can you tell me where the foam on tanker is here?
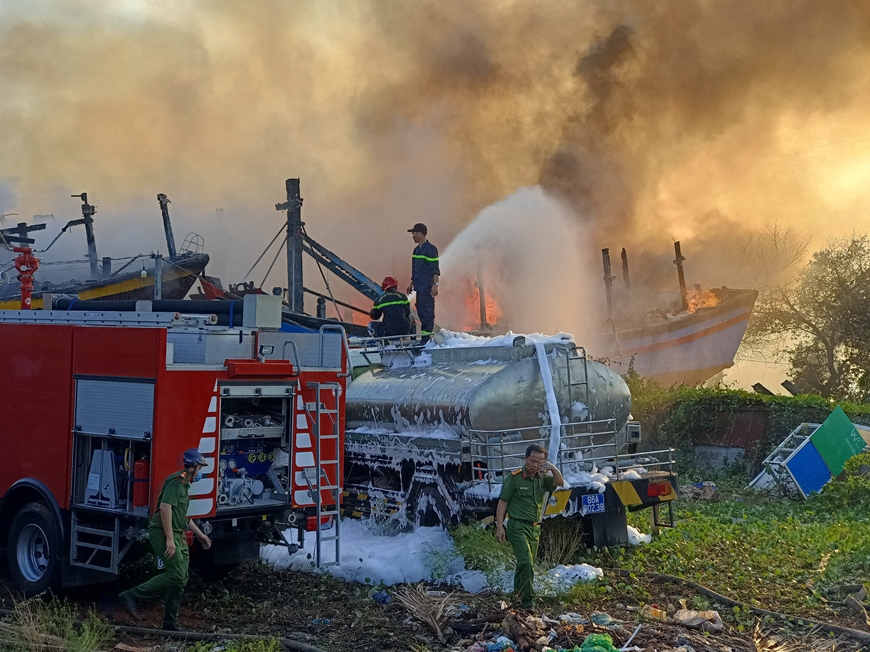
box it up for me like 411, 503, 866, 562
430, 329, 575, 350
535, 341, 563, 458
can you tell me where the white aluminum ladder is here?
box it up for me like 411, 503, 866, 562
303, 381, 342, 567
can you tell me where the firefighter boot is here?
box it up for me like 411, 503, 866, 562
162, 621, 184, 632
116, 591, 142, 621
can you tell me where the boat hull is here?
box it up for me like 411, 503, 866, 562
590, 289, 758, 386
0, 253, 209, 309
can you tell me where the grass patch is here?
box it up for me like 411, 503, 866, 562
187, 639, 281, 652
578, 475, 870, 617
451, 522, 514, 572
428, 521, 515, 589
0, 597, 114, 652
538, 518, 583, 567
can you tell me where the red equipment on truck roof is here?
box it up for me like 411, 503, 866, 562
0, 296, 347, 594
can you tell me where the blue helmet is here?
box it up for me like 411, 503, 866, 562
183, 448, 206, 467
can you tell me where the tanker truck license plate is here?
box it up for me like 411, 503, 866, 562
582, 494, 605, 514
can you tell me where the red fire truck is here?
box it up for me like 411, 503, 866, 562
0, 295, 347, 595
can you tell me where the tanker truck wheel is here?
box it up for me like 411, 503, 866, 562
7, 502, 60, 596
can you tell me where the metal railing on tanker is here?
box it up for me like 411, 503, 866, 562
465, 419, 676, 491
348, 333, 428, 373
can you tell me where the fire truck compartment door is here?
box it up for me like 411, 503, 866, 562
75, 379, 155, 439
220, 383, 295, 398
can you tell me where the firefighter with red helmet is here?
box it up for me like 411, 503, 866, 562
369, 276, 413, 338
109, 448, 211, 631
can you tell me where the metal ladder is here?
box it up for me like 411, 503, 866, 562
565, 345, 591, 413
69, 512, 135, 574
564, 346, 593, 446
303, 381, 342, 567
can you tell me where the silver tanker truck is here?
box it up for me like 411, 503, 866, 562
343, 333, 678, 548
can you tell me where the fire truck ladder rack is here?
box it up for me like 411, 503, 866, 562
70, 512, 136, 574
303, 381, 342, 568
0, 309, 211, 327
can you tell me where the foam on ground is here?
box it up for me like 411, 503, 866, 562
262, 518, 619, 593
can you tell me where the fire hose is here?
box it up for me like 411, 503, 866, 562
607, 569, 870, 644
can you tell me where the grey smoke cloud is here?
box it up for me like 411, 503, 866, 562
1, 0, 869, 318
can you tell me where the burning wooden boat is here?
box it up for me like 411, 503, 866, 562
589, 286, 758, 386
0, 193, 208, 309
586, 244, 758, 386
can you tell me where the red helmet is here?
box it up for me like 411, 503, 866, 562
381, 276, 399, 290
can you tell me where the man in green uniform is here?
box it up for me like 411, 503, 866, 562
113, 448, 211, 631
496, 444, 565, 609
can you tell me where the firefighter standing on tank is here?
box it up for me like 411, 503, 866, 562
111, 448, 211, 632
369, 276, 413, 338
406, 222, 439, 344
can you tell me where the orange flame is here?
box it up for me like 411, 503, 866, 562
685, 288, 719, 313
351, 310, 370, 327
464, 282, 503, 330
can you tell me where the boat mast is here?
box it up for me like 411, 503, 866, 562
601, 248, 615, 322
275, 178, 304, 313
476, 262, 490, 332
71, 193, 100, 278
673, 241, 688, 311
621, 247, 631, 290
156, 194, 178, 261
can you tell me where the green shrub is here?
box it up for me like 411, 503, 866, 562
625, 369, 870, 473
5, 597, 114, 652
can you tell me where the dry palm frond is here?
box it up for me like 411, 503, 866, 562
395, 584, 458, 643
753, 623, 802, 652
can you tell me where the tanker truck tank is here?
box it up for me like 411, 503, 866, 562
341, 334, 651, 528
346, 335, 632, 451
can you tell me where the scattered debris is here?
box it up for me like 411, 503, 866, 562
395, 583, 459, 643
575, 632, 620, 652
679, 481, 720, 501
671, 607, 724, 633
370, 589, 392, 605
641, 605, 667, 621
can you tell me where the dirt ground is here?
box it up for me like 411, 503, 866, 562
1, 562, 866, 652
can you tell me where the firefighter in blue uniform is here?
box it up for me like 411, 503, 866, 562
406, 223, 440, 344
369, 276, 413, 338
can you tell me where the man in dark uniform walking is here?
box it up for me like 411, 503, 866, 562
406, 223, 439, 344
111, 448, 211, 631
369, 276, 413, 338
496, 444, 565, 609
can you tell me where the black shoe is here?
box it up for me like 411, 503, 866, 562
117, 592, 142, 621
162, 621, 184, 632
